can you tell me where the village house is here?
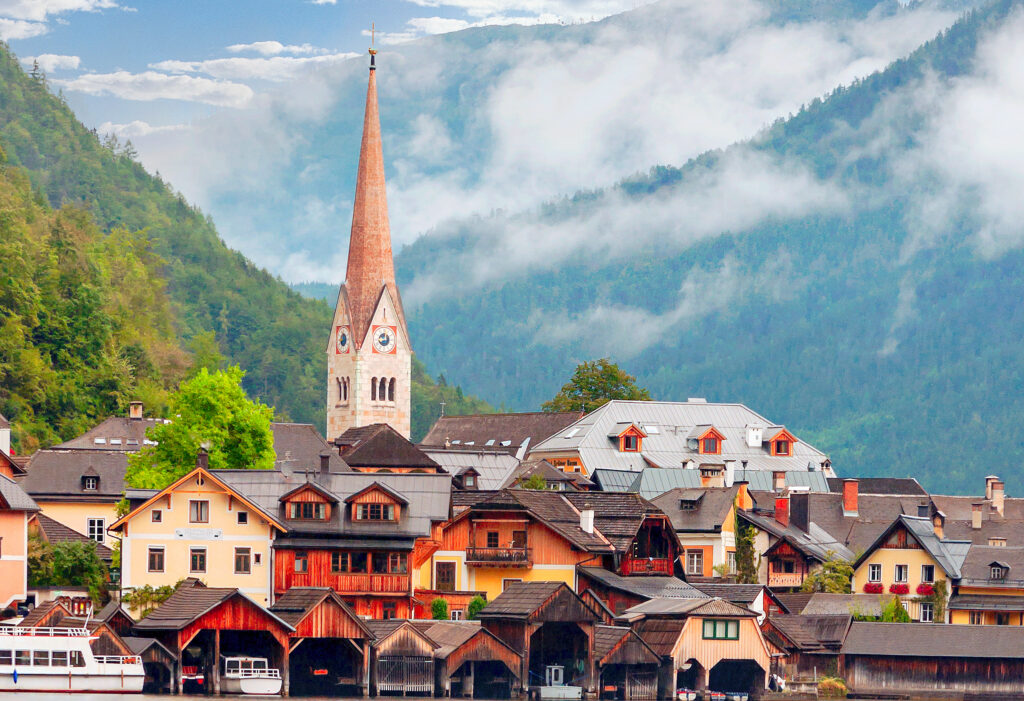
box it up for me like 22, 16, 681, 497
527, 400, 833, 479
0, 474, 38, 611
948, 545, 1024, 625
334, 423, 445, 473
430, 489, 680, 604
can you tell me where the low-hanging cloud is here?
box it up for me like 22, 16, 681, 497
55, 70, 255, 107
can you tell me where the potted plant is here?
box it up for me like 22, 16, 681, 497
889, 583, 909, 595
863, 582, 883, 594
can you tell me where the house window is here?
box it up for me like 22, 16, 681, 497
920, 603, 934, 623
702, 619, 739, 640
356, 503, 395, 521
450, 609, 464, 621
774, 440, 790, 456
969, 611, 984, 625
83, 476, 98, 491
294, 551, 308, 573
189, 500, 209, 524
781, 560, 796, 574
237, 511, 248, 525
989, 537, 1006, 547
350, 552, 368, 573
372, 552, 389, 574
147, 547, 165, 572
254, 553, 262, 566
502, 578, 522, 591
87, 518, 105, 544
289, 502, 326, 520
727, 551, 737, 574
389, 553, 408, 574
151, 510, 162, 523
382, 601, 397, 620
190, 547, 207, 573
331, 552, 348, 573
464, 475, 475, 488
512, 530, 527, 548
621, 435, 639, 452
234, 548, 251, 574
921, 565, 935, 583
701, 437, 720, 454
436, 562, 456, 592
894, 564, 908, 583
686, 550, 704, 576
991, 566, 1007, 580
868, 564, 882, 582
997, 613, 1011, 626
486, 531, 499, 548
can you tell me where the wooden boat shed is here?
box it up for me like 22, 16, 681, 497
123, 636, 177, 694
366, 619, 439, 696
417, 620, 523, 698
593, 625, 661, 700
477, 581, 599, 694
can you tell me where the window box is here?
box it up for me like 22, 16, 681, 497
916, 583, 935, 596
863, 582, 884, 594
889, 583, 909, 595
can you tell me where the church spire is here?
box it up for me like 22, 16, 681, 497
345, 48, 405, 349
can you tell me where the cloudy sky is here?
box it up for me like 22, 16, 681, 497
1, 0, 982, 286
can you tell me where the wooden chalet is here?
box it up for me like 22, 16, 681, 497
416, 620, 523, 698
593, 625, 662, 700
477, 581, 600, 694
760, 614, 851, 678
270, 586, 373, 696
365, 619, 439, 696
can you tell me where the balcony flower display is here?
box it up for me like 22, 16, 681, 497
863, 582, 884, 594
916, 583, 935, 596
889, 583, 910, 595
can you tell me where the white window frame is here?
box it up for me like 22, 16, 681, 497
867, 563, 882, 582
921, 564, 935, 584
920, 602, 934, 623
87, 518, 105, 544
83, 476, 98, 491
894, 564, 909, 583
686, 550, 704, 576
450, 610, 464, 621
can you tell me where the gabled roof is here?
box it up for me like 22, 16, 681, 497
689, 583, 766, 605
631, 618, 686, 656
335, 424, 440, 470
55, 415, 168, 451
422, 449, 520, 490
826, 477, 927, 496
477, 581, 598, 622
96, 600, 133, 624
618, 596, 756, 621
133, 587, 293, 632
773, 593, 814, 615
739, 510, 854, 563
343, 481, 409, 505
769, 614, 851, 651
122, 636, 176, 660
578, 566, 707, 600
503, 459, 593, 490
652, 486, 739, 533
280, 480, 341, 504
364, 619, 439, 649
421, 412, 583, 454
270, 586, 372, 638
32, 513, 112, 559
609, 422, 647, 439
19, 599, 72, 627
842, 621, 1024, 658
271, 422, 350, 473
593, 625, 661, 666
852, 514, 969, 578
0, 473, 37, 512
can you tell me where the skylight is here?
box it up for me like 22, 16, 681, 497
93, 438, 106, 445
110, 439, 122, 445
500, 440, 512, 447
485, 440, 495, 446
564, 428, 580, 438
645, 425, 660, 435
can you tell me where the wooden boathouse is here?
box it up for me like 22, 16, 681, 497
416, 621, 523, 698
593, 625, 661, 700
365, 619, 439, 696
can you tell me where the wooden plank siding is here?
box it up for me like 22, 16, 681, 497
178, 595, 291, 652
289, 598, 370, 640
672, 618, 771, 675
843, 655, 1024, 696
444, 631, 522, 680
445, 513, 594, 566
274, 549, 411, 596
375, 625, 436, 657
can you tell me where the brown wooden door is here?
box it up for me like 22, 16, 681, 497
437, 562, 456, 592
512, 530, 527, 548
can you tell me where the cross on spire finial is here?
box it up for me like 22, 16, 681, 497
369, 22, 377, 67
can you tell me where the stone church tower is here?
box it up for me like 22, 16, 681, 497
327, 50, 411, 439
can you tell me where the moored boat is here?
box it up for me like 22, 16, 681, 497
0, 625, 144, 692
221, 656, 283, 695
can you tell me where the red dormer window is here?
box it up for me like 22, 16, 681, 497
701, 437, 720, 454
768, 429, 798, 457
774, 440, 790, 456
621, 435, 640, 452
694, 427, 725, 455
289, 502, 327, 520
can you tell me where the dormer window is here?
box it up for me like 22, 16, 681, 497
622, 435, 639, 452
356, 503, 395, 521
680, 499, 699, 511
701, 437, 720, 454
992, 566, 1008, 580
289, 502, 327, 520
767, 429, 798, 456
464, 475, 475, 488
774, 440, 790, 456
83, 476, 98, 491
989, 537, 1006, 547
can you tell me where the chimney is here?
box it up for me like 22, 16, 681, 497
0, 420, 9, 457
932, 512, 944, 539
842, 479, 859, 517
993, 481, 1005, 517
128, 401, 143, 420
774, 494, 790, 527
773, 470, 786, 493
986, 475, 999, 500
736, 481, 750, 510
972, 503, 983, 530
745, 425, 763, 448
195, 447, 209, 470
580, 508, 595, 534
319, 449, 332, 476
791, 491, 810, 533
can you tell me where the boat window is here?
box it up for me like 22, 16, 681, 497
52, 651, 67, 667
15, 650, 30, 666
254, 659, 267, 670
0, 650, 10, 665
33, 650, 49, 666
226, 660, 240, 673
241, 660, 252, 671
71, 651, 86, 667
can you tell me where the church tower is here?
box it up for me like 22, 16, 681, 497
327, 49, 412, 439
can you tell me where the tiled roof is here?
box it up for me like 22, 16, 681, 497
0, 473, 37, 511
470, 490, 610, 552
739, 510, 853, 563
56, 416, 167, 451
652, 486, 738, 533
530, 401, 830, 474
957, 545, 1024, 582
419, 621, 486, 658
632, 619, 685, 656
270, 587, 370, 637
503, 460, 593, 490
827, 477, 927, 496
122, 636, 175, 659
620, 597, 754, 620
800, 593, 897, 617
21, 450, 127, 499
842, 621, 1024, 658
773, 592, 814, 614
19, 600, 70, 627
133, 587, 293, 632
689, 583, 765, 604
477, 581, 564, 618
335, 424, 439, 470
593, 625, 632, 660
948, 594, 1024, 611
96, 600, 132, 623
563, 491, 665, 552
34, 514, 112, 559
770, 615, 851, 651
577, 567, 707, 600
271, 422, 349, 473
421, 412, 583, 453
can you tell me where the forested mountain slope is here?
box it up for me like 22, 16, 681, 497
386, 0, 1024, 493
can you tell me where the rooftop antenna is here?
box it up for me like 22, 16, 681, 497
439, 400, 446, 418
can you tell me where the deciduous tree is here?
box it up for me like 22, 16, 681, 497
542, 359, 650, 413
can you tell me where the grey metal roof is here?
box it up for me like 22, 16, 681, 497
737, 470, 830, 492
631, 469, 703, 498
422, 449, 520, 490
0, 473, 38, 511
56, 416, 168, 451
214, 470, 451, 539
739, 511, 854, 562
577, 566, 707, 600
591, 469, 639, 492
530, 401, 830, 475
948, 594, 1024, 611
853, 515, 968, 579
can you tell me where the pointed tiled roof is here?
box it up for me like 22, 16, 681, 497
344, 57, 407, 349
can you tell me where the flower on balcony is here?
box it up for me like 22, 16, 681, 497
916, 583, 934, 596
863, 582, 884, 594
889, 583, 910, 595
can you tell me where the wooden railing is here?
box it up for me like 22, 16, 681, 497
620, 556, 673, 576
277, 571, 410, 595
465, 547, 531, 565
768, 572, 805, 588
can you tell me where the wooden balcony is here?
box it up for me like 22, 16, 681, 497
620, 556, 673, 576
465, 547, 531, 567
276, 570, 410, 595
768, 572, 805, 588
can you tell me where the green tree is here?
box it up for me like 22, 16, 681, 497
125, 366, 275, 489
28, 535, 109, 604
467, 595, 487, 620
800, 552, 854, 593
542, 359, 650, 413
520, 474, 548, 490
431, 598, 449, 620
880, 596, 912, 623
733, 507, 758, 584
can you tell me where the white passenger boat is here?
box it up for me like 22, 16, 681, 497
0, 624, 144, 692
222, 656, 283, 695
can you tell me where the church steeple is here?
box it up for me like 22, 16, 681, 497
326, 49, 412, 441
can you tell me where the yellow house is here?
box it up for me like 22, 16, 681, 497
852, 514, 968, 623
948, 545, 1024, 625
109, 466, 286, 611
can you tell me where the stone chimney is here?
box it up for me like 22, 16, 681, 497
128, 401, 143, 420
319, 449, 332, 476
701, 465, 725, 488
972, 502, 983, 530
992, 481, 1005, 517
580, 508, 595, 534
842, 479, 859, 517
195, 447, 209, 470
736, 481, 751, 510
773, 470, 786, 493
774, 494, 790, 528
745, 425, 763, 448
932, 512, 945, 539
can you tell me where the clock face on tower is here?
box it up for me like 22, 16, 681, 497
372, 325, 397, 354
335, 325, 350, 354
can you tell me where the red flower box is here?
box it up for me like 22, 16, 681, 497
889, 583, 910, 595
916, 583, 934, 596
863, 582, 884, 594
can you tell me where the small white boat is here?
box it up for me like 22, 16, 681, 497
0, 624, 143, 692
222, 656, 283, 695
676, 689, 697, 701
